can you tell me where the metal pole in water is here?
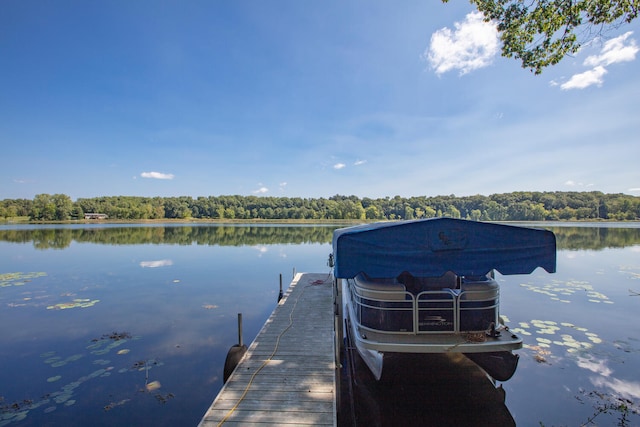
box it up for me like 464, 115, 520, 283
278, 274, 283, 302
224, 312, 248, 383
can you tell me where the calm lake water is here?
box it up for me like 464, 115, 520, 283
1, 222, 639, 426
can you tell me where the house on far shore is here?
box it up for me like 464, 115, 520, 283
84, 213, 108, 220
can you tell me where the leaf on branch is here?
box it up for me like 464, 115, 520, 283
459, 0, 640, 73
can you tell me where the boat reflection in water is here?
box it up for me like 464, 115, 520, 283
343, 351, 515, 426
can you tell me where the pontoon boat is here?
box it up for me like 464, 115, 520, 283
332, 218, 556, 381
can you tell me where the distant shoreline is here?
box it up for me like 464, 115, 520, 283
3, 217, 638, 226
3, 192, 638, 222
2, 217, 360, 225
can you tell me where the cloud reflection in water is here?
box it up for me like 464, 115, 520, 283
139, 260, 173, 268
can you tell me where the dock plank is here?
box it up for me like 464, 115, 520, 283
198, 273, 336, 426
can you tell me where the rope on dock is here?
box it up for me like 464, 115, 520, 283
217, 274, 331, 426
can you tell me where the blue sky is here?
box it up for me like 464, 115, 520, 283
2, 1, 639, 200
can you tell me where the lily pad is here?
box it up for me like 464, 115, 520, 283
89, 369, 106, 378
54, 393, 72, 404
520, 279, 613, 305
0, 272, 47, 288
66, 354, 83, 362
146, 381, 161, 392
520, 318, 604, 361
47, 299, 100, 310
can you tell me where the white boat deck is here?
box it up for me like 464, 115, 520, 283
198, 272, 336, 426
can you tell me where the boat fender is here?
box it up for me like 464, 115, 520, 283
223, 344, 247, 383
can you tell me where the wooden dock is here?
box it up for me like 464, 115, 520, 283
198, 272, 337, 426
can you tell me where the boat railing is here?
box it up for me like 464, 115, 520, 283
349, 280, 415, 333
416, 290, 457, 333
348, 277, 499, 335
458, 286, 500, 333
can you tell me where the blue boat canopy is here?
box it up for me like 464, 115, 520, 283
332, 218, 556, 279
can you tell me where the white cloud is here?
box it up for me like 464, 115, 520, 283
333, 163, 346, 170
253, 186, 269, 194
564, 180, 595, 188
561, 32, 638, 90
561, 66, 608, 90
354, 159, 367, 166
140, 171, 175, 180
425, 11, 499, 75
584, 32, 639, 67
628, 187, 640, 193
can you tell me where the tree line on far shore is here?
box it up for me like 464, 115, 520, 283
1, 191, 639, 222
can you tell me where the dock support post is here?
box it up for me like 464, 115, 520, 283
223, 313, 248, 383
278, 274, 283, 302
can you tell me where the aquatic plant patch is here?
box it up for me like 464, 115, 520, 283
0, 332, 171, 426
509, 319, 605, 365
0, 272, 47, 288
519, 279, 613, 304
46, 299, 100, 310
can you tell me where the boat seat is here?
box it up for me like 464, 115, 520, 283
461, 277, 499, 300
354, 273, 407, 301
399, 271, 458, 295
415, 271, 458, 289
